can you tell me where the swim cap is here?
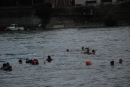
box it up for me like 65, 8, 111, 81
85, 47, 89, 49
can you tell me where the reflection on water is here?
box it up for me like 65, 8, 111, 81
0, 27, 130, 87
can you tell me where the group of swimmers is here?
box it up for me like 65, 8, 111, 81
0, 55, 53, 71
110, 59, 123, 66
25, 58, 39, 65
85, 59, 123, 66
0, 62, 12, 71
81, 46, 123, 65
18, 55, 53, 64
66, 46, 96, 55
82, 46, 96, 55
0, 46, 123, 71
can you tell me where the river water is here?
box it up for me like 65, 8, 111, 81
0, 27, 130, 87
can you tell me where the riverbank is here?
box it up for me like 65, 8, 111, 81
0, 22, 129, 31
45, 16, 129, 29
46, 23, 104, 29
0, 1, 130, 30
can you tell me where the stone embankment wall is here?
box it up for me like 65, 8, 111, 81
46, 16, 103, 29
46, 17, 75, 28
0, 7, 105, 30
0, 7, 41, 30
0, 7, 103, 30
0, 17, 41, 28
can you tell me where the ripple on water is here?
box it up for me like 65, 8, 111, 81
0, 27, 130, 87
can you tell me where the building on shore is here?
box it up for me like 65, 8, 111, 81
45, 0, 73, 7
0, 0, 128, 7
75, 0, 127, 6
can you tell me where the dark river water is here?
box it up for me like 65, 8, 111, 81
0, 27, 130, 87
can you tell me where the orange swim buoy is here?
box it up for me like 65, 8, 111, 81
86, 60, 92, 65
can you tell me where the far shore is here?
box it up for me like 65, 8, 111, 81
45, 22, 130, 29
0, 23, 129, 31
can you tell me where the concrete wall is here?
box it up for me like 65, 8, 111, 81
0, 7, 41, 29
46, 17, 74, 28
0, 17, 41, 30
0, 17, 41, 26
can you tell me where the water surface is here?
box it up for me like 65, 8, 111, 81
0, 27, 130, 87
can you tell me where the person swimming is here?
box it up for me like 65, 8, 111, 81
1, 62, 12, 71
82, 46, 84, 51
66, 49, 69, 52
110, 61, 114, 66
83, 47, 91, 54
119, 59, 123, 64
26, 58, 32, 63
31, 59, 39, 65
46, 55, 53, 62
91, 49, 96, 55
18, 59, 22, 64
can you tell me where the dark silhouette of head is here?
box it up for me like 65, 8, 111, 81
82, 46, 84, 50
119, 59, 123, 64
18, 59, 22, 64
46, 55, 52, 62
92, 49, 95, 55
8, 66, 12, 71
110, 61, 114, 66
66, 49, 69, 52
6, 62, 10, 66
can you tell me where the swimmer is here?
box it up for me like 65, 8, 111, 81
46, 55, 53, 62
18, 59, 22, 64
66, 49, 69, 52
1, 62, 12, 71
119, 59, 123, 64
31, 59, 39, 65
8, 66, 12, 71
83, 47, 91, 54
91, 49, 96, 55
82, 46, 84, 51
26, 58, 32, 63
110, 61, 114, 66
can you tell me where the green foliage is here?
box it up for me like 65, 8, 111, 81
104, 11, 117, 26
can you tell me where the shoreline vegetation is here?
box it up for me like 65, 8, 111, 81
0, 1, 130, 30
